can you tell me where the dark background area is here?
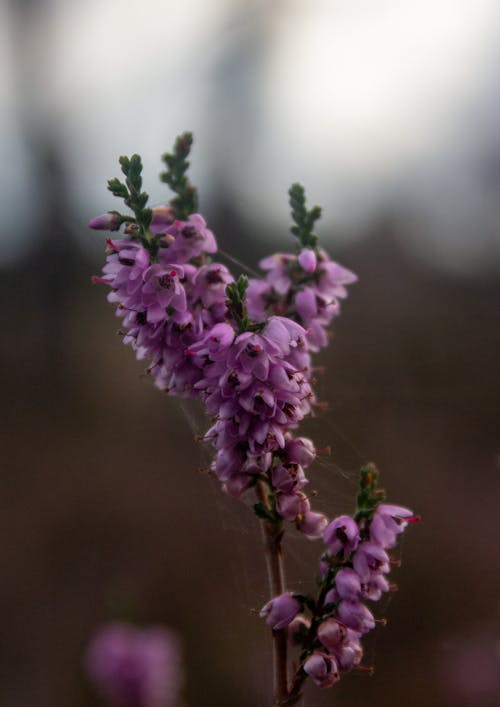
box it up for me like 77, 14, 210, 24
1, 2, 499, 706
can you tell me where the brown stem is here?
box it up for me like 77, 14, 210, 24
256, 481, 289, 706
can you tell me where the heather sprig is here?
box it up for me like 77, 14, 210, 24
89, 132, 417, 707
160, 131, 198, 219
246, 183, 357, 353
265, 465, 419, 704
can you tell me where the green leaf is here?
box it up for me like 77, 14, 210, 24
288, 182, 321, 249
160, 132, 199, 219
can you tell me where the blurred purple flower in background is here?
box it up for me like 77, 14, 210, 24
85, 622, 183, 707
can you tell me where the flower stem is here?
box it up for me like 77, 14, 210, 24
256, 481, 289, 706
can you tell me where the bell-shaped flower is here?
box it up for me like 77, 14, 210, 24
323, 515, 360, 557
303, 652, 340, 688
260, 593, 301, 630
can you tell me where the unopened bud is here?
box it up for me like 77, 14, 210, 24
259, 592, 301, 630
88, 212, 121, 231
298, 248, 317, 273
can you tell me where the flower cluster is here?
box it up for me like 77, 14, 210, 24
188, 316, 314, 498
260, 466, 419, 694
92, 210, 233, 398
89, 141, 354, 538
247, 247, 357, 353
85, 622, 183, 707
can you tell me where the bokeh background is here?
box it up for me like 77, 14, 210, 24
1, 1, 499, 705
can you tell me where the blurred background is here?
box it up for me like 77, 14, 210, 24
1, 1, 499, 705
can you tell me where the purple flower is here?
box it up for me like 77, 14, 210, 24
189, 322, 235, 360
352, 542, 390, 581
276, 491, 310, 521
334, 630, 363, 671
283, 436, 316, 468
303, 652, 340, 688
298, 248, 317, 273
323, 587, 338, 606
191, 263, 233, 311
141, 265, 187, 323
317, 618, 347, 651
323, 515, 360, 557
271, 463, 307, 493
259, 253, 295, 294
89, 211, 122, 231
337, 600, 376, 634
247, 246, 356, 355
85, 622, 182, 707
158, 214, 217, 263
150, 205, 175, 235
246, 278, 272, 320
260, 592, 301, 630
370, 503, 419, 549
192, 314, 314, 499
316, 251, 357, 298
335, 568, 362, 600
299, 511, 329, 540
360, 572, 390, 601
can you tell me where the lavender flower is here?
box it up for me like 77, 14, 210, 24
370, 503, 419, 548
260, 593, 301, 630
89, 211, 122, 231
262, 465, 418, 695
323, 515, 360, 557
303, 652, 340, 688
92, 212, 233, 398
192, 316, 314, 498
317, 618, 347, 651
247, 247, 357, 353
85, 622, 182, 707
298, 247, 317, 273
157, 214, 217, 263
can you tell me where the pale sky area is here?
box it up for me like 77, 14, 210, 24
1, 0, 500, 271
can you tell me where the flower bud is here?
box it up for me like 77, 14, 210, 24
298, 248, 317, 273
299, 511, 328, 540
317, 618, 347, 651
150, 205, 175, 234
88, 212, 121, 231
304, 652, 340, 688
260, 592, 301, 630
